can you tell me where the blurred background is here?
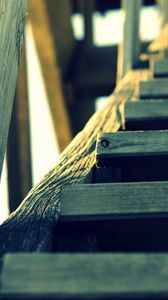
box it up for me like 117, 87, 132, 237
0, 0, 165, 223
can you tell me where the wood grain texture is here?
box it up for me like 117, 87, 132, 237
0, 0, 28, 177
0, 69, 147, 255
124, 100, 168, 131
29, 0, 72, 152
97, 130, 168, 158
125, 99, 168, 120
60, 182, 168, 221
2, 253, 168, 299
140, 78, 168, 98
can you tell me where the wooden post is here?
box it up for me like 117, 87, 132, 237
7, 48, 32, 213
0, 1, 28, 178
44, 0, 76, 75
84, 0, 95, 46
29, 0, 72, 152
117, 0, 142, 81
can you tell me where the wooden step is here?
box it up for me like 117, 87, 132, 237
124, 100, 168, 130
96, 131, 168, 182
2, 253, 168, 299
151, 58, 168, 77
140, 78, 168, 99
54, 182, 168, 252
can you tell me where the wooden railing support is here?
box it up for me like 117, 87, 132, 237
117, 0, 142, 81
0, 1, 28, 178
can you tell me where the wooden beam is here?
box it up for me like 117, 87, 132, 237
7, 49, 32, 213
140, 78, 168, 98
60, 182, 168, 221
44, 0, 76, 75
117, 0, 142, 81
96, 131, 168, 182
0, 69, 149, 254
3, 253, 168, 299
84, 0, 95, 46
124, 99, 168, 130
29, 0, 72, 152
0, 1, 28, 178
97, 131, 168, 159
151, 58, 168, 77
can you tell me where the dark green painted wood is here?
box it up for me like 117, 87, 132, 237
97, 131, 168, 158
60, 182, 168, 221
140, 79, 168, 98
2, 253, 168, 299
152, 58, 168, 77
124, 100, 168, 130
96, 131, 168, 182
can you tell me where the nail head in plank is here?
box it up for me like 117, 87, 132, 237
140, 78, 168, 98
3, 253, 168, 299
60, 182, 168, 221
97, 130, 168, 158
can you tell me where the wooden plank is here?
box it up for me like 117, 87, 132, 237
0, 70, 149, 254
164, 48, 168, 58
7, 49, 32, 213
3, 253, 168, 299
0, 0, 28, 177
60, 182, 168, 221
96, 131, 168, 182
56, 181, 168, 251
97, 131, 168, 158
117, 0, 142, 81
151, 58, 168, 77
124, 100, 168, 130
140, 78, 168, 98
29, 0, 72, 152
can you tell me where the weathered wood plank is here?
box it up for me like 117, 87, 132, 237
0, 0, 28, 177
117, 0, 142, 81
124, 99, 168, 130
0, 70, 148, 255
60, 182, 168, 221
2, 253, 168, 299
96, 131, 168, 182
97, 131, 168, 158
140, 78, 168, 98
151, 58, 168, 77
29, 0, 72, 151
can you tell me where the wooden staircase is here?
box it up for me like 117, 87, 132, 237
1, 15, 168, 300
